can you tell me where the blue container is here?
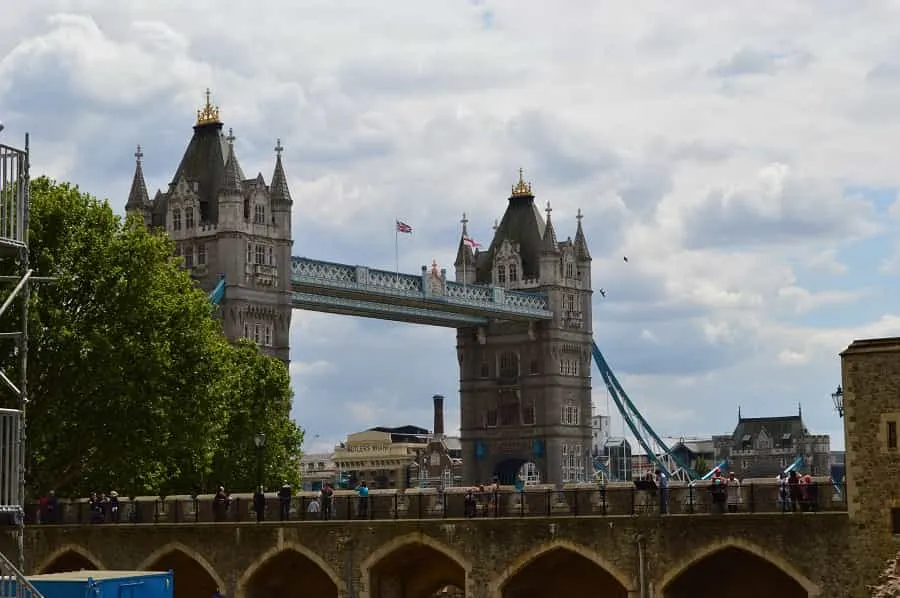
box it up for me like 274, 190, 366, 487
24, 571, 173, 598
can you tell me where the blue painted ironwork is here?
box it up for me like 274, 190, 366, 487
592, 341, 699, 482
291, 292, 490, 327
208, 275, 226, 306
290, 257, 551, 321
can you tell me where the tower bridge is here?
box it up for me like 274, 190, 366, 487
126, 90, 689, 487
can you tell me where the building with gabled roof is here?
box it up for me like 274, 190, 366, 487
125, 90, 293, 363
712, 406, 830, 478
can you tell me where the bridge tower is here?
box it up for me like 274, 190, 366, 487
456, 170, 593, 485
125, 90, 293, 363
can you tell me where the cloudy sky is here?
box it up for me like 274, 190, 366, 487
3, 1, 900, 455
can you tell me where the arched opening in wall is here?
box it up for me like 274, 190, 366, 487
369, 543, 465, 598
663, 547, 809, 598
501, 547, 627, 598
519, 462, 540, 485
143, 550, 219, 598
494, 458, 527, 485
39, 551, 99, 574
244, 548, 338, 598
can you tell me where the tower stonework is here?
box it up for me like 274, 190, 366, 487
456, 170, 593, 485
840, 337, 900, 591
124, 90, 293, 364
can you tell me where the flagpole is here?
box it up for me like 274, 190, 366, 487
394, 220, 399, 278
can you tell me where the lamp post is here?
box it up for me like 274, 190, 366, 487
831, 385, 844, 418
254, 432, 267, 491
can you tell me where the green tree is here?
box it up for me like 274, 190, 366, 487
208, 340, 304, 491
0, 177, 302, 497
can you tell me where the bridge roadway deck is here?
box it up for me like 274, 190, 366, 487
16, 512, 852, 598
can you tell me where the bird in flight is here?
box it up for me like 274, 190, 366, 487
599, 288, 606, 298
623, 256, 628, 262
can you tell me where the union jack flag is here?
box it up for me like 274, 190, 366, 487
396, 220, 413, 234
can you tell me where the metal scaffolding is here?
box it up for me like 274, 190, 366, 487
0, 135, 30, 572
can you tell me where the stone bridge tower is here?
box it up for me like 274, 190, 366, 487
124, 90, 293, 364
456, 169, 593, 485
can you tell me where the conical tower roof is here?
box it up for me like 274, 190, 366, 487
125, 145, 150, 213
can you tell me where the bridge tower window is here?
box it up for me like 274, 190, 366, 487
508, 263, 518, 282
254, 203, 266, 225
561, 442, 585, 482
172, 208, 182, 231
497, 265, 506, 285
185, 207, 194, 229
498, 351, 519, 380
197, 243, 207, 266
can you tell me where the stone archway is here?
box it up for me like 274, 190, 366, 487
361, 533, 471, 598
138, 543, 224, 598
494, 458, 527, 485
35, 545, 105, 574
658, 538, 821, 598
489, 539, 632, 598
235, 543, 344, 598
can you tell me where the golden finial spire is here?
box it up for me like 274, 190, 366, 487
196, 88, 221, 126
511, 167, 533, 197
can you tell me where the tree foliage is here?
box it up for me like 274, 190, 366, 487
0, 177, 303, 498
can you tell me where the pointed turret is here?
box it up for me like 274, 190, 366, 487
270, 138, 292, 205
270, 138, 293, 235
125, 145, 150, 214
454, 213, 476, 268
573, 208, 591, 261
221, 128, 243, 193
541, 200, 559, 254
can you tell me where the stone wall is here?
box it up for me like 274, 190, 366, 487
6, 513, 851, 598
841, 337, 900, 596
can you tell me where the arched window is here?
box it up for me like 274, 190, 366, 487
185, 207, 195, 228
254, 203, 266, 225
172, 208, 182, 231
497, 265, 506, 285
508, 263, 518, 282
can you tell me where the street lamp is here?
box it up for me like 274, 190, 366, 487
254, 432, 267, 491
831, 385, 844, 418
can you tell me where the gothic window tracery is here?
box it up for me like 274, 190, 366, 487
493, 240, 523, 287
172, 208, 182, 231
185, 207, 195, 229
254, 203, 266, 225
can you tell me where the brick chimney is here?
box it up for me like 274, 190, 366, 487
432, 394, 445, 438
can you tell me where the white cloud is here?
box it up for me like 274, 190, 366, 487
3, 1, 899, 454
